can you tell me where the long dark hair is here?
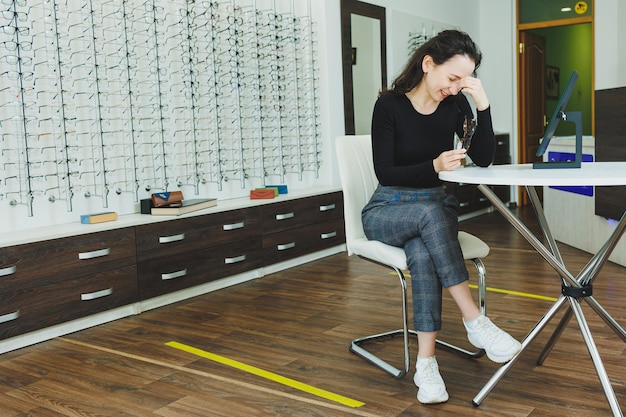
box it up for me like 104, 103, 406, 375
385, 29, 482, 95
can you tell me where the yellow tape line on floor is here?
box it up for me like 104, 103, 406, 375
398, 272, 558, 302
165, 341, 365, 408
468, 284, 558, 301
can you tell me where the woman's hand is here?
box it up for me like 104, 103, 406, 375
459, 76, 489, 111
433, 149, 466, 173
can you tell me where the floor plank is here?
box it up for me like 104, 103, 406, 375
1, 206, 625, 416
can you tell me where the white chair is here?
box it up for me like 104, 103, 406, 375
335, 134, 490, 378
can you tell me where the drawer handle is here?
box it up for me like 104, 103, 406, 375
0, 265, 17, 277
225, 254, 246, 264
159, 233, 185, 244
81, 287, 113, 301
78, 248, 111, 260
0, 310, 20, 324
223, 222, 244, 231
459, 202, 470, 208
321, 231, 337, 239
319, 203, 336, 211
479, 197, 488, 202
162, 269, 187, 280
277, 242, 295, 251
275, 212, 294, 220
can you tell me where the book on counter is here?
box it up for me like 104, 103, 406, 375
150, 198, 217, 216
80, 211, 118, 224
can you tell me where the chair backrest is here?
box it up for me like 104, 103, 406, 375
335, 135, 378, 255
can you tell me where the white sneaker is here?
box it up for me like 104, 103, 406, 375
464, 315, 521, 363
413, 356, 449, 404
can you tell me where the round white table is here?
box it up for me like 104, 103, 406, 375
440, 162, 626, 416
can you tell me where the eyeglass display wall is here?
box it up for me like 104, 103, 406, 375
0, 0, 320, 220
407, 21, 450, 56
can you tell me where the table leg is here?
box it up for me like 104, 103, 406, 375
474, 184, 625, 416
569, 297, 624, 417
537, 210, 626, 361
471, 295, 568, 406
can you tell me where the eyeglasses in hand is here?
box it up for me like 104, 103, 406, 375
457, 115, 476, 151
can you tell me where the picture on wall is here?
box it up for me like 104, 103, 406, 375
546, 66, 560, 99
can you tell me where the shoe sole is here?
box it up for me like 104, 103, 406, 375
414, 374, 449, 404
417, 392, 449, 404
468, 338, 521, 363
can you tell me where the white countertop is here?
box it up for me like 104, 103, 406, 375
0, 186, 342, 248
439, 162, 626, 187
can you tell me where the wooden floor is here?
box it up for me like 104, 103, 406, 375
1, 206, 625, 416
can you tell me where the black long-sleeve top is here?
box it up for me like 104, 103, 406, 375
370, 92, 496, 188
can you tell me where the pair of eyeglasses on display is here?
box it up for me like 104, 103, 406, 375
457, 115, 476, 151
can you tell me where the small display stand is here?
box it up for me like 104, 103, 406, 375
533, 110, 583, 169
532, 70, 583, 169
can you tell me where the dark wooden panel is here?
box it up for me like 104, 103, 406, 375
260, 198, 314, 234
595, 87, 626, 220
310, 191, 345, 221
262, 217, 345, 265
0, 264, 138, 339
260, 192, 343, 235
0, 228, 136, 290
135, 207, 261, 262
137, 239, 262, 300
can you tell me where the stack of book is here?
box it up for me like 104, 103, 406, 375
151, 198, 217, 216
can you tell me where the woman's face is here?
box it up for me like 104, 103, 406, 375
422, 54, 476, 102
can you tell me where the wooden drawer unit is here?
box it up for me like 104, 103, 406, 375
0, 189, 345, 348
443, 182, 489, 215
0, 228, 138, 340
137, 238, 262, 300
492, 133, 511, 205
262, 217, 345, 265
136, 207, 260, 262
0, 265, 137, 339
136, 207, 262, 299
262, 192, 345, 265
0, 229, 136, 290
494, 133, 511, 165
260, 192, 343, 234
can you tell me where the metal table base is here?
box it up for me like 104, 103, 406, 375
473, 184, 626, 417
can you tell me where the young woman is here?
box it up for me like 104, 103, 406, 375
362, 29, 521, 404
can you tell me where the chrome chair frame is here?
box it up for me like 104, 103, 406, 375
336, 134, 489, 378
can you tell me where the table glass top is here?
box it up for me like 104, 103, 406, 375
439, 162, 626, 186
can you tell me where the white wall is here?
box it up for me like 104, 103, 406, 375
326, 0, 625, 182
594, 0, 626, 89
4, 0, 623, 233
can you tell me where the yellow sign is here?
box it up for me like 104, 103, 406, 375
574, 1, 588, 14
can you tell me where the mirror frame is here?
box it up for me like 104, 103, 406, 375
340, 0, 387, 135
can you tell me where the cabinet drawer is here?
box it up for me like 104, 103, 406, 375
262, 217, 345, 265
136, 207, 261, 262
0, 228, 136, 291
137, 238, 262, 300
453, 183, 475, 211
0, 265, 138, 340
492, 185, 511, 203
260, 192, 343, 234
494, 134, 510, 165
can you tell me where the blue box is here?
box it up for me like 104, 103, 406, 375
547, 152, 594, 196
264, 184, 288, 194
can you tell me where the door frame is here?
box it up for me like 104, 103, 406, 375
516, 6, 595, 204
340, 0, 387, 135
